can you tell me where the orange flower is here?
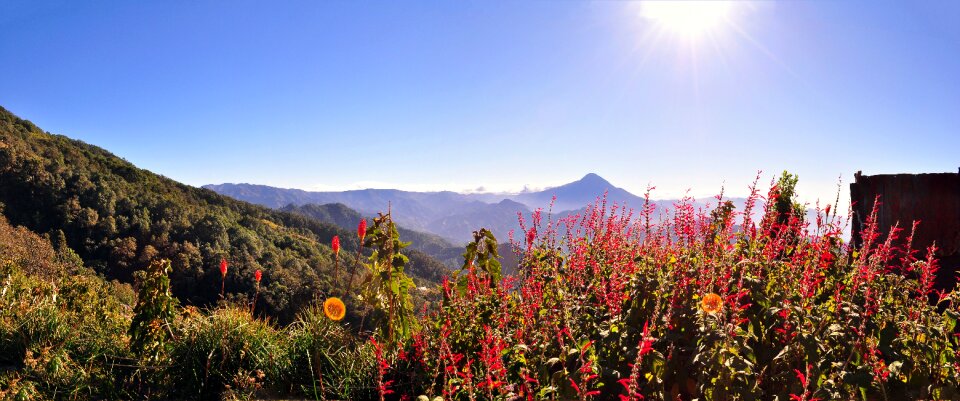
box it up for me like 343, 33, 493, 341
323, 297, 346, 321
701, 292, 723, 314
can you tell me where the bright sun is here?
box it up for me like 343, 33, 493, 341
640, 1, 735, 38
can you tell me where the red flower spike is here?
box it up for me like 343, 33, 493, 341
254, 269, 262, 283
331, 235, 341, 257
639, 320, 653, 355
794, 369, 807, 387
219, 258, 228, 277
358, 219, 367, 242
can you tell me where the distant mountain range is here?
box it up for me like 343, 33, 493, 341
205, 173, 735, 244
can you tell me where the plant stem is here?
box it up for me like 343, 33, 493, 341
344, 243, 364, 297
251, 284, 259, 315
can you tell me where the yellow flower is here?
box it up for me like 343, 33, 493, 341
701, 292, 723, 315
323, 297, 346, 321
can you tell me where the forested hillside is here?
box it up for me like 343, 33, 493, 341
0, 106, 444, 321
281, 203, 466, 265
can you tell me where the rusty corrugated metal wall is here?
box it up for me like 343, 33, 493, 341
850, 170, 960, 291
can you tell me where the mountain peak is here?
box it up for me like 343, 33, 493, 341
565, 173, 614, 191
578, 173, 609, 185
522, 173, 618, 200
506, 172, 643, 212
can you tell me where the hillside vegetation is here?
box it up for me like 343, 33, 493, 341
282, 203, 464, 262
0, 106, 957, 400
0, 106, 445, 321
0, 211, 383, 399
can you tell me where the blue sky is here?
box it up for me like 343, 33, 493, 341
1, 1, 958, 205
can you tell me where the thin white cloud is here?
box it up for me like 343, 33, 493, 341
302, 180, 557, 195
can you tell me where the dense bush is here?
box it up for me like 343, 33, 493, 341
391, 177, 960, 400
167, 306, 289, 399
0, 215, 134, 400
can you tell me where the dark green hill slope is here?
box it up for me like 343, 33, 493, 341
280, 203, 465, 265
0, 106, 445, 321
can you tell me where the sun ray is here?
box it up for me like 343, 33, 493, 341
725, 20, 802, 81
640, 1, 735, 38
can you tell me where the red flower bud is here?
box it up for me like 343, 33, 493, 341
358, 219, 367, 242
332, 235, 341, 257
220, 258, 228, 277
254, 269, 262, 283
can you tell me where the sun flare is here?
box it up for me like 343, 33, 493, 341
640, 1, 735, 37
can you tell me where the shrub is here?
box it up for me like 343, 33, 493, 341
129, 259, 179, 364
358, 212, 417, 345
0, 262, 134, 399
167, 306, 289, 400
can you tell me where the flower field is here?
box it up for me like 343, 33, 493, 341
2, 172, 959, 400
391, 173, 960, 400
